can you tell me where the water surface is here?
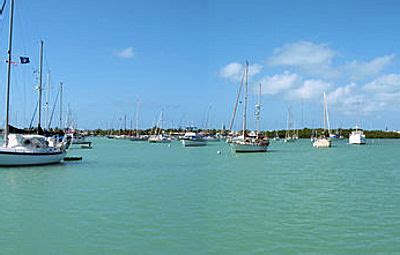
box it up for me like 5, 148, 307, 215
0, 138, 399, 254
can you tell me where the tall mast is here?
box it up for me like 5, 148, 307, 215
323, 92, 327, 132
124, 114, 127, 131
256, 83, 261, 135
228, 69, 245, 131
135, 98, 139, 136
4, 0, 15, 146
37, 40, 44, 133
324, 91, 331, 135
205, 104, 212, 131
45, 70, 51, 129
242, 61, 248, 138
59, 82, 63, 128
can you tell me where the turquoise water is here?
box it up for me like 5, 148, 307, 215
1, 138, 399, 254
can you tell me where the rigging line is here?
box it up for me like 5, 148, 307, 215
47, 86, 60, 129
228, 67, 245, 131
29, 102, 38, 129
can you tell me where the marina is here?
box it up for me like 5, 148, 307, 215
1, 137, 400, 254
0, 0, 400, 254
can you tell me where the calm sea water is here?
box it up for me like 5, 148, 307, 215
0, 138, 399, 254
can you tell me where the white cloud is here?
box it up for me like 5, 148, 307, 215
362, 74, 400, 111
248, 64, 262, 77
116, 47, 135, 59
363, 73, 400, 93
258, 71, 299, 95
287, 79, 332, 100
343, 54, 395, 81
268, 41, 335, 67
327, 83, 390, 116
219, 62, 262, 82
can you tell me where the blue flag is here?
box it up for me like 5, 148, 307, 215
20, 56, 30, 64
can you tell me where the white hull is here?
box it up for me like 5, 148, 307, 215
0, 149, 67, 166
313, 138, 332, 148
349, 131, 366, 145
230, 142, 267, 153
71, 137, 86, 144
182, 140, 207, 147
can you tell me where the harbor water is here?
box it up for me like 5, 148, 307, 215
0, 138, 399, 254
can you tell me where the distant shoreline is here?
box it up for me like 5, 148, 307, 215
1, 128, 399, 139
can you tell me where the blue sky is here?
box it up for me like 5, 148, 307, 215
1, 0, 400, 130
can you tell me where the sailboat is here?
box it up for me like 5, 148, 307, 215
230, 62, 269, 153
273, 130, 280, 141
313, 92, 332, 148
0, 1, 67, 166
130, 99, 147, 141
148, 111, 171, 143
284, 107, 295, 142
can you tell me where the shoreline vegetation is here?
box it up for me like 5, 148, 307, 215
3, 128, 399, 139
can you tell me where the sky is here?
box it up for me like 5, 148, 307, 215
1, 0, 400, 130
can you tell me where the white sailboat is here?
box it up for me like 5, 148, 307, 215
148, 111, 171, 143
130, 99, 147, 141
284, 107, 295, 143
313, 92, 332, 148
0, 1, 67, 166
349, 126, 366, 145
230, 63, 269, 153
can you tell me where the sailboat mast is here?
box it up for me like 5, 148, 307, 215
59, 82, 63, 128
37, 40, 44, 133
323, 92, 327, 132
228, 70, 245, 131
45, 70, 51, 129
256, 83, 261, 135
124, 114, 127, 131
242, 61, 248, 138
4, 0, 15, 146
135, 99, 139, 136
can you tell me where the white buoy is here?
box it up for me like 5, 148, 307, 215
168, 144, 171, 148
217, 150, 221, 155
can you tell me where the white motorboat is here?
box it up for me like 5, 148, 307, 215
349, 127, 366, 144
181, 132, 207, 147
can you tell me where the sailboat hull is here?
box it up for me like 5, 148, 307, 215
313, 138, 332, 148
0, 150, 67, 166
231, 142, 267, 153
182, 140, 207, 147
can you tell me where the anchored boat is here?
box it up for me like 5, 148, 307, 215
229, 62, 269, 153
313, 92, 332, 148
0, 2, 67, 166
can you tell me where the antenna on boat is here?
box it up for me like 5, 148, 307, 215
4, 0, 15, 146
